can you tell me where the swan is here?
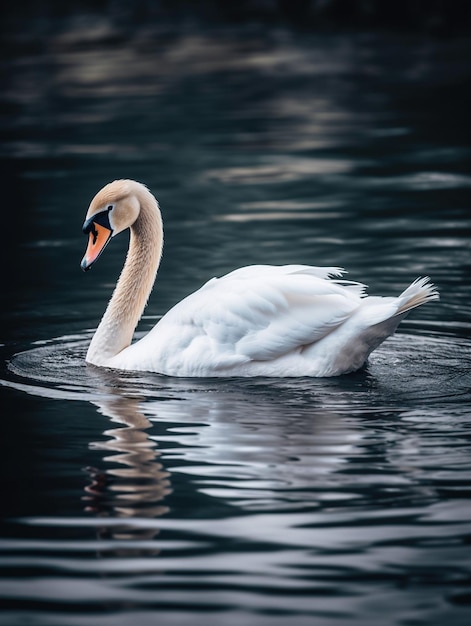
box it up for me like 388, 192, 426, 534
81, 179, 439, 377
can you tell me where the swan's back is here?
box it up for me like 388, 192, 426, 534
107, 265, 438, 377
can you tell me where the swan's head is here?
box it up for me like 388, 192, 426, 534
81, 180, 145, 271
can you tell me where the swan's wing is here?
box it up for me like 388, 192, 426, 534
158, 266, 365, 363
218, 264, 346, 281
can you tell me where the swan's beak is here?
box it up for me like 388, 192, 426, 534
81, 211, 113, 271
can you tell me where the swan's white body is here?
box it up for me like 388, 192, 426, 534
81, 180, 439, 377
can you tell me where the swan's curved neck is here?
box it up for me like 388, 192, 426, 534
86, 190, 163, 366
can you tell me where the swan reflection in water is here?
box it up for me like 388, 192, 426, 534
9, 333, 466, 558
82, 377, 172, 545
80, 365, 369, 547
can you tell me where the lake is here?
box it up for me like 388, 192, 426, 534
1, 15, 470, 626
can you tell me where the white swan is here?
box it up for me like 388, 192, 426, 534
81, 179, 439, 377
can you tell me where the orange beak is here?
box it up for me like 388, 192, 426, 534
81, 215, 113, 271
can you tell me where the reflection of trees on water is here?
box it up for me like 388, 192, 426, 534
83, 394, 171, 545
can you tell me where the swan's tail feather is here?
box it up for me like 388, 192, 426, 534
396, 277, 440, 316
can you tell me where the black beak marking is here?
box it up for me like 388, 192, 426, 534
82, 207, 113, 236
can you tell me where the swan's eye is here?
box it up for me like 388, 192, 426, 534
82, 209, 113, 237
107, 205, 113, 211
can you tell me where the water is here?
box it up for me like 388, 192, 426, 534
1, 17, 471, 626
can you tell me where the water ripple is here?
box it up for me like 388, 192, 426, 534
3, 329, 470, 408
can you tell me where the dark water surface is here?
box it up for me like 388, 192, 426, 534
1, 19, 471, 626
